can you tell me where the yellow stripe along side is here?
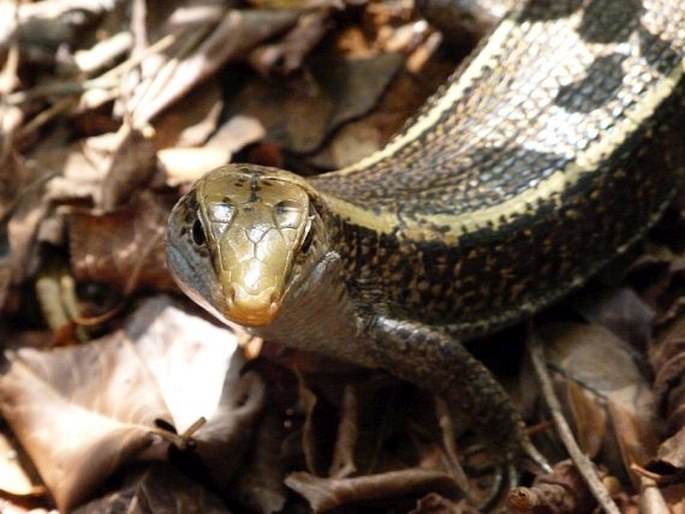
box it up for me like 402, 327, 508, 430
312, 9, 685, 246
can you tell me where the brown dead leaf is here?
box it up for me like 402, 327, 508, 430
227, 51, 403, 158
5, 176, 52, 284
410, 493, 479, 514
647, 313, 685, 481
654, 428, 685, 470
651, 317, 685, 432
574, 286, 655, 350
541, 323, 662, 484
0, 222, 11, 309
0, 430, 45, 498
507, 460, 598, 514
308, 48, 453, 169
66, 191, 177, 294
100, 126, 158, 211
0, 340, 171, 511
130, 9, 301, 125
286, 469, 463, 512
657, 481, 685, 514
0, 154, 30, 306
224, 73, 333, 156
0, 295, 251, 511
248, 10, 332, 75
152, 81, 223, 150
313, 52, 404, 131
160, 115, 266, 186
72, 462, 232, 514
323, 119, 384, 168
40, 132, 118, 206
416, 0, 504, 47
234, 410, 288, 514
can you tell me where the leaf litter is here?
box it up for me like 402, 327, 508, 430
1, 0, 685, 513
1, 295, 262, 511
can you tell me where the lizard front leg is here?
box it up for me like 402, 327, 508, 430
365, 315, 549, 472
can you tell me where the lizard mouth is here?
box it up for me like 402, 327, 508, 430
222, 282, 282, 327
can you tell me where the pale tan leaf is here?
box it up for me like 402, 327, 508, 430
161, 115, 266, 186
153, 81, 223, 149
0, 341, 170, 511
0, 295, 247, 511
41, 132, 119, 206
100, 126, 158, 211
542, 323, 662, 481
158, 147, 234, 184
124, 295, 267, 490
0, 431, 45, 497
131, 9, 300, 124
72, 462, 232, 514
127, 295, 241, 433
285, 469, 463, 512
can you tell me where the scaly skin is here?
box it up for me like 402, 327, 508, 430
166, 0, 685, 486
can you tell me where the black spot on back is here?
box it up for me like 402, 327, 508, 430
520, 0, 583, 21
639, 27, 683, 75
555, 53, 626, 113
577, 0, 643, 44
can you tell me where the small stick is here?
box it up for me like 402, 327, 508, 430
528, 327, 621, 514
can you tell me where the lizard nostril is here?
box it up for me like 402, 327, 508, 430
225, 285, 236, 308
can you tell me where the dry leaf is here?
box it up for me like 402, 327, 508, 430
0, 431, 45, 497
152, 81, 223, 149
541, 323, 662, 484
234, 411, 288, 514
66, 191, 177, 293
0, 236, 10, 309
0, 295, 249, 511
226, 51, 403, 157
0, 341, 171, 511
507, 460, 598, 514
248, 10, 332, 75
648, 314, 685, 481
72, 462, 232, 514
5, 180, 51, 283
100, 126, 158, 211
651, 317, 685, 432
130, 9, 301, 124
160, 115, 266, 186
410, 493, 478, 514
40, 132, 119, 206
285, 469, 463, 512
313, 52, 404, 131
574, 286, 655, 349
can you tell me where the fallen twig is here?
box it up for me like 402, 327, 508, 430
528, 327, 621, 514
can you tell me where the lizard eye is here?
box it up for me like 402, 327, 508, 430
191, 218, 206, 246
274, 200, 303, 229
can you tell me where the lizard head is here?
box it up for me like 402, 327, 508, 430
166, 164, 319, 327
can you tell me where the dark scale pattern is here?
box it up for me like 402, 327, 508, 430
311, 0, 685, 220
168, 0, 685, 465
324, 76, 685, 339
577, 0, 643, 43
555, 53, 627, 113
640, 28, 684, 75
519, 0, 584, 21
